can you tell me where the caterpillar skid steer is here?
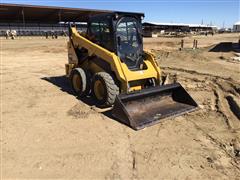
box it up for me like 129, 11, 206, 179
65, 12, 198, 130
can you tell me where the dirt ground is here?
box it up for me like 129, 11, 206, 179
1, 33, 240, 179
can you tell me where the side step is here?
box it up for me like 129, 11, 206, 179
112, 83, 198, 130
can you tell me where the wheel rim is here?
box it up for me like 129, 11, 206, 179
94, 80, 105, 100
72, 73, 81, 92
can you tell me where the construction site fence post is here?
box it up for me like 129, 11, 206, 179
193, 39, 198, 49
238, 37, 240, 47
180, 39, 184, 50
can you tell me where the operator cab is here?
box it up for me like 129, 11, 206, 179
87, 12, 144, 70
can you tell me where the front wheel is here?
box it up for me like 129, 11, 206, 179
92, 72, 119, 107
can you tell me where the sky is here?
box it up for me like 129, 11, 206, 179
1, 0, 239, 28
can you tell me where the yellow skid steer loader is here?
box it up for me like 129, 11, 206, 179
65, 12, 198, 130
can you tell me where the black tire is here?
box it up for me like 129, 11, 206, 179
84, 70, 92, 96
70, 68, 87, 97
92, 72, 119, 107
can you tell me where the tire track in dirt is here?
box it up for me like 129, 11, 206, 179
213, 89, 232, 129
188, 116, 240, 171
226, 96, 240, 120
162, 66, 240, 129
122, 128, 139, 180
162, 66, 237, 82
162, 66, 240, 166
104, 125, 138, 180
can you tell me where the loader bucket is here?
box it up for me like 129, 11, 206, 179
112, 83, 198, 130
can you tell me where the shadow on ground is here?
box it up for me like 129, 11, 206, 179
41, 76, 122, 125
42, 76, 97, 106
209, 42, 240, 52
42, 76, 73, 95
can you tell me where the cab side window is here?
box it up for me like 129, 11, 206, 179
89, 20, 113, 51
89, 22, 101, 42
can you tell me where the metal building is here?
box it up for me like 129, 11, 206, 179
142, 22, 218, 37
142, 22, 189, 37
233, 21, 240, 32
0, 3, 112, 36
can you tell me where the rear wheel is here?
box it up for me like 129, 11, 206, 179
92, 72, 119, 107
70, 68, 87, 97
